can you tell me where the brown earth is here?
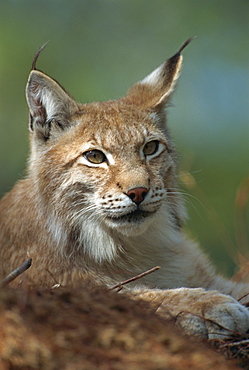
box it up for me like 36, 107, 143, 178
0, 285, 246, 370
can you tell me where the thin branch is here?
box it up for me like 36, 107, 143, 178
238, 292, 249, 304
219, 339, 249, 349
109, 266, 161, 291
1, 258, 32, 287
45, 268, 62, 287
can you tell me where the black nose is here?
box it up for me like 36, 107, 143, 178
126, 187, 148, 205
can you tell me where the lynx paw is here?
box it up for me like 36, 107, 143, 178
174, 298, 249, 339
154, 288, 249, 339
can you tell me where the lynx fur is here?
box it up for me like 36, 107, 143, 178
0, 40, 248, 338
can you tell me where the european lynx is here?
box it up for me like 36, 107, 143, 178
0, 39, 248, 338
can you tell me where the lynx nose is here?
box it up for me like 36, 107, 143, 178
126, 187, 149, 205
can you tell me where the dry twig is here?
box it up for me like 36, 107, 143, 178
1, 258, 32, 287
109, 266, 161, 291
238, 292, 249, 307
213, 334, 249, 365
219, 339, 249, 349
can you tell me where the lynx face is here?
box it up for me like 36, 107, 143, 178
75, 109, 173, 234
35, 103, 174, 238
26, 43, 185, 252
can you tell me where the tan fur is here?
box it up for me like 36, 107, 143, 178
0, 41, 248, 338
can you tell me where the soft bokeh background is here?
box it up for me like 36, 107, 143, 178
0, 0, 248, 277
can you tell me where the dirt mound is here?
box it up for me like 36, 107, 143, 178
0, 286, 243, 370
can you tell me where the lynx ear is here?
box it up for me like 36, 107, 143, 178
125, 38, 193, 113
26, 70, 78, 142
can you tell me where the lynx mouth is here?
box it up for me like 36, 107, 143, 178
107, 209, 155, 224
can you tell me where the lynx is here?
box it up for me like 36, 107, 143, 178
0, 39, 248, 339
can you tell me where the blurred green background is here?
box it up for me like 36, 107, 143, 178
0, 0, 248, 277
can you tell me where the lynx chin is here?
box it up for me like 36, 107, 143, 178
0, 39, 248, 339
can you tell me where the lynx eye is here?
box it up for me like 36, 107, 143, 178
83, 150, 107, 164
143, 140, 159, 156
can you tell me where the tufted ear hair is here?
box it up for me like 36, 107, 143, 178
26, 45, 78, 143
26, 70, 79, 143
124, 38, 194, 124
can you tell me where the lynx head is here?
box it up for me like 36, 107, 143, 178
25, 40, 191, 260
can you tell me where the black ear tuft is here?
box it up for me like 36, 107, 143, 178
176, 37, 196, 55
31, 41, 49, 71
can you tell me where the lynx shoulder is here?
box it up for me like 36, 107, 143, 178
0, 39, 248, 338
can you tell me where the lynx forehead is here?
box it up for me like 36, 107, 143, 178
71, 103, 167, 156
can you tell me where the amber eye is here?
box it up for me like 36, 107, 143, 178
143, 140, 159, 156
84, 150, 107, 164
